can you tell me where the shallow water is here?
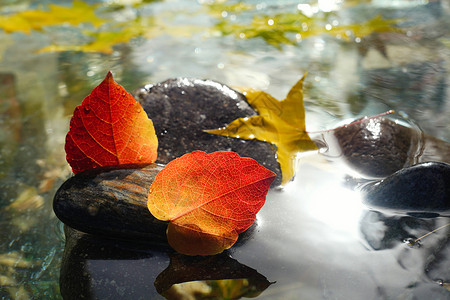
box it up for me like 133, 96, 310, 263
0, 0, 449, 299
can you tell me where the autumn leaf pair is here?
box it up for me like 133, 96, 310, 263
65, 72, 317, 255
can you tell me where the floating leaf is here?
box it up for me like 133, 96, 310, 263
37, 23, 150, 54
0, 1, 104, 34
65, 71, 158, 174
326, 15, 404, 40
37, 15, 202, 54
0, 0, 404, 55
206, 1, 254, 18
206, 75, 318, 185
147, 151, 275, 256
213, 13, 403, 49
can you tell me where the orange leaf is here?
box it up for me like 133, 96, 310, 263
147, 151, 276, 255
65, 71, 158, 174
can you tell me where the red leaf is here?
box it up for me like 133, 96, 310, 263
65, 71, 158, 174
147, 151, 276, 255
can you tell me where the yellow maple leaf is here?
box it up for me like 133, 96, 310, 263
205, 75, 318, 185
0, 1, 104, 34
326, 15, 404, 40
37, 14, 202, 54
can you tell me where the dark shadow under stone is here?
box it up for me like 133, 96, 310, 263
135, 78, 281, 186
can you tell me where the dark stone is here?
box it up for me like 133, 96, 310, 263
333, 117, 420, 178
53, 163, 258, 243
53, 163, 168, 241
135, 78, 281, 186
362, 161, 450, 213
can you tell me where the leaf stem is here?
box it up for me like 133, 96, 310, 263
414, 223, 450, 243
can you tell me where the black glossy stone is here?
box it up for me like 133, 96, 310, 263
135, 78, 281, 186
362, 161, 450, 213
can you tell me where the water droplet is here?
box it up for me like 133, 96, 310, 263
138, 155, 143, 161
404, 238, 421, 248
435, 279, 444, 286
84, 106, 90, 113
228, 152, 238, 159
122, 92, 126, 97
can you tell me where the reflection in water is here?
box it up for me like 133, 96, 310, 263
60, 227, 271, 300
60, 226, 169, 299
155, 253, 271, 299
228, 156, 449, 299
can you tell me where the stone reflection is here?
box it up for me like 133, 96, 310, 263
359, 210, 450, 292
60, 226, 170, 300
359, 210, 438, 250
155, 253, 272, 300
60, 226, 271, 300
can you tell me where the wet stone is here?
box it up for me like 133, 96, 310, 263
135, 78, 281, 186
333, 117, 450, 178
362, 161, 450, 214
53, 162, 259, 243
333, 117, 419, 178
53, 163, 168, 241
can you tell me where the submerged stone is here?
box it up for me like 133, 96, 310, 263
135, 78, 281, 186
362, 161, 450, 213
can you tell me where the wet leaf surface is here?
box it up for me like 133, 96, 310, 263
65, 71, 158, 174
206, 75, 318, 184
147, 151, 275, 256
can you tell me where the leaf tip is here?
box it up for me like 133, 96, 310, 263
105, 70, 114, 81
